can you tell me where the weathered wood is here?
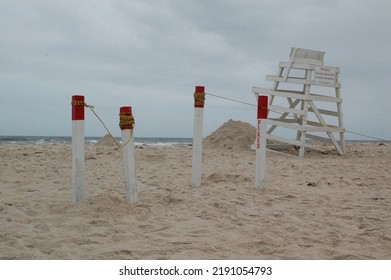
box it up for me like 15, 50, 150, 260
290, 47, 325, 63
269, 104, 305, 116
335, 73, 346, 154
314, 66, 338, 87
267, 99, 302, 134
254, 48, 345, 157
309, 94, 342, 103
306, 123, 345, 132
266, 75, 341, 88
254, 87, 343, 103
298, 69, 311, 157
268, 119, 305, 131
308, 107, 339, 117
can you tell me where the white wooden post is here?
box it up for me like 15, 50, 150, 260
256, 95, 268, 189
72, 95, 85, 204
120, 106, 137, 203
192, 86, 205, 187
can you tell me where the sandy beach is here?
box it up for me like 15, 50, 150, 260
1, 129, 390, 259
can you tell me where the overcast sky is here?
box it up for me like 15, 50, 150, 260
1, 0, 390, 140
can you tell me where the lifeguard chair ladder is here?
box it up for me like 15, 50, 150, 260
253, 47, 345, 157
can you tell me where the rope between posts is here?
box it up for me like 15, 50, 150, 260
344, 130, 388, 142
75, 101, 133, 149
206, 92, 286, 115
206, 92, 257, 107
205, 92, 390, 142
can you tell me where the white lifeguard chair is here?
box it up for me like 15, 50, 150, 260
253, 47, 345, 157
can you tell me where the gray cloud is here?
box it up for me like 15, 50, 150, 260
0, 0, 390, 139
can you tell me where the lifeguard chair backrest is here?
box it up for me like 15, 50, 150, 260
290, 47, 325, 66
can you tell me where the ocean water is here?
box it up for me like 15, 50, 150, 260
0, 136, 193, 146
0, 136, 386, 146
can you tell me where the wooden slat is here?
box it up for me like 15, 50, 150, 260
279, 62, 315, 70
269, 118, 300, 123
329, 133, 344, 155
305, 123, 344, 132
308, 100, 336, 133
292, 57, 324, 66
253, 87, 342, 103
309, 94, 342, 103
268, 118, 343, 133
255, 50, 345, 157
309, 93, 342, 103
253, 87, 304, 95
280, 62, 340, 74
267, 75, 341, 88
308, 107, 339, 117
253, 87, 306, 100
267, 98, 302, 134
268, 119, 306, 131
269, 104, 305, 116
267, 75, 311, 85
291, 48, 325, 62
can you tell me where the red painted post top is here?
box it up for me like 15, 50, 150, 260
195, 86, 205, 93
120, 106, 132, 115
72, 95, 85, 120
257, 95, 268, 119
119, 106, 135, 130
194, 86, 205, 108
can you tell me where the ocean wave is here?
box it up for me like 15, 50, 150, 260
0, 136, 192, 146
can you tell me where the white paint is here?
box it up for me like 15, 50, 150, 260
314, 66, 337, 86
121, 129, 138, 203
192, 108, 204, 187
72, 120, 85, 204
253, 48, 345, 157
255, 118, 267, 189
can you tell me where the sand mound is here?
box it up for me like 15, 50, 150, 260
96, 134, 118, 146
204, 119, 256, 151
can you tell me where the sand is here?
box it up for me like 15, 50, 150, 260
1, 135, 391, 259
95, 133, 118, 147
204, 119, 256, 151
